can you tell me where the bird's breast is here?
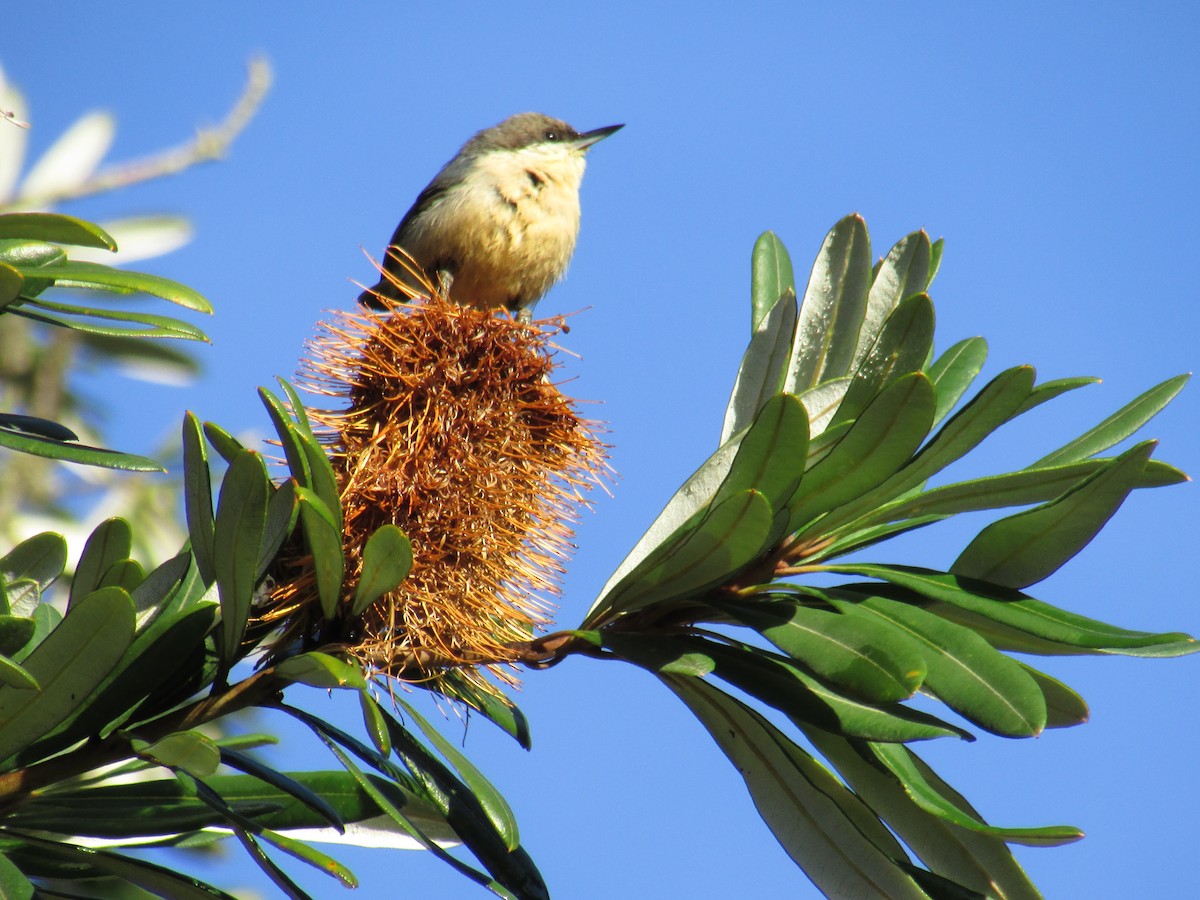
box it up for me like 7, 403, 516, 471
407, 149, 587, 310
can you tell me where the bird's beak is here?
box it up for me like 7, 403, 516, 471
573, 123, 624, 150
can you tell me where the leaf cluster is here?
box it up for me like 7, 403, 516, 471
574, 217, 1193, 898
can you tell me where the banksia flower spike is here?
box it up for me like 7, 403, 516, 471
266, 264, 605, 695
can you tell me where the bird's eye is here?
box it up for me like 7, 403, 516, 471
544, 130, 559, 142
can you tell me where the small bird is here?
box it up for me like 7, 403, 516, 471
358, 112, 622, 321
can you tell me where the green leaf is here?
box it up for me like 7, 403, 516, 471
1013, 376, 1099, 417
715, 393, 809, 525
953, 441, 1154, 588
795, 377, 852, 437
1020, 663, 1088, 728
182, 412, 216, 584
70, 517, 132, 607
0, 213, 117, 250
259, 478, 298, 581
276, 651, 366, 690
0, 425, 164, 471
0, 616, 36, 657
136, 730, 221, 778
202, 420, 245, 464
717, 597, 927, 702
15, 259, 211, 312
665, 676, 928, 899
19, 603, 217, 762
431, 671, 532, 751
869, 741, 1082, 846
0, 654, 38, 690
298, 430, 343, 532
256, 828, 358, 889
396, 697, 521, 851
214, 450, 270, 666
833, 294, 936, 429
720, 288, 798, 443
4, 834, 236, 899
1031, 374, 1188, 468
818, 366, 1035, 538
864, 456, 1184, 526
750, 231, 795, 332
1, 532, 67, 599
353, 524, 412, 617
825, 564, 1195, 655
0, 587, 135, 761
221, 746, 346, 832
277, 378, 316, 441
856, 230, 932, 371
598, 490, 774, 618
359, 689, 393, 756
259, 386, 313, 488
789, 373, 936, 535
927, 337, 989, 425
785, 213, 873, 391
805, 729, 1043, 899
0, 412, 77, 441
0, 262, 22, 307
297, 487, 346, 620
833, 589, 1045, 737
605, 632, 967, 742
0, 850, 34, 900
11, 298, 210, 342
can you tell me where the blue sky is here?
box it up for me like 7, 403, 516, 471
4, 3, 1198, 897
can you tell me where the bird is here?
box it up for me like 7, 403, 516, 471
358, 112, 622, 322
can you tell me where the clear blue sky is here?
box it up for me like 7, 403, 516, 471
5, 3, 1199, 897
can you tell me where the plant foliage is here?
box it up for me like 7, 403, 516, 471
0, 211, 1190, 899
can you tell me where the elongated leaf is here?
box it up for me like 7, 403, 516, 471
397, 698, 520, 851
826, 563, 1194, 654
1031, 374, 1188, 468
0, 426, 163, 471
789, 373, 936, 534
1014, 376, 1098, 417
214, 450, 270, 666
377, 709, 547, 899
431, 671, 532, 751
255, 827, 358, 889
864, 456, 1184, 527
750, 231, 795, 332
721, 288, 798, 442
353, 525, 412, 617
19, 603, 218, 763
70, 517, 132, 607
0, 851, 34, 900
927, 337, 988, 425
182, 412, 216, 584
297, 487, 346, 620
605, 632, 966, 742
1, 532, 67, 598
259, 478, 298, 580
0, 654, 38, 689
834, 294, 935, 429
278, 378, 317, 440
953, 441, 1154, 588
855, 230, 932, 371
360, 689, 393, 756
0, 587, 135, 761
6, 833, 235, 899
805, 729, 1043, 900
0, 212, 116, 250
1019, 663, 1088, 728
794, 377, 851, 437
665, 676, 928, 899
297, 430, 342, 532
0, 412, 77, 441
137, 730, 222, 778
591, 436, 745, 617
276, 651, 366, 690
221, 747, 346, 832
17, 260, 211, 312
715, 393, 809, 517
870, 742, 1082, 846
832, 589, 1045, 737
786, 213, 873, 391
260, 386, 312, 488
717, 597, 927, 703
598, 490, 773, 619
12, 298, 209, 341
817, 367, 1035, 537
